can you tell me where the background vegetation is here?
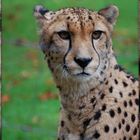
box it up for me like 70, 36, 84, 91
2, 0, 138, 140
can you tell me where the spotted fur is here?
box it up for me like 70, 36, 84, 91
34, 5, 139, 140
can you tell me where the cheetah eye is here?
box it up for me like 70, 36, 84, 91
92, 30, 103, 40
57, 31, 70, 40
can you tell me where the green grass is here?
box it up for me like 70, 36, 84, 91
2, 0, 138, 140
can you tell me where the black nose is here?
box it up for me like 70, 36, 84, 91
74, 57, 92, 68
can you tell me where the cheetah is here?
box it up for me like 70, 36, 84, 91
34, 5, 139, 140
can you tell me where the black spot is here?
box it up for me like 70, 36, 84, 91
122, 81, 128, 87
61, 120, 65, 127
125, 124, 130, 132
133, 128, 137, 135
104, 125, 110, 133
109, 109, 115, 118
99, 81, 103, 85
114, 65, 119, 70
129, 100, 133, 106
93, 103, 96, 109
105, 81, 108, 85
90, 88, 95, 92
90, 97, 96, 103
135, 98, 139, 106
98, 92, 102, 95
57, 138, 60, 140
129, 137, 132, 140
128, 92, 132, 96
114, 64, 124, 71
119, 92, 123, 97
68, 114, 71, 120
50, 56, 54, 60
93, 131, 100, 138
109, 86, 113, 93
122, 119, 125, 124
83, 118, 91, 129
126, 75, 131, 78
57, 85, 62, 91
103, 65, 106, 70
118, 123, 121, 129
47, 59, 51, 67
131, 114, 135, 122
102, 104, 106, 111
103, 78, 106, 81
114, 79, 118, 84
100, 94, 105, 100
100, 71, 104, 75
132, 89, 136, 96
113, 127, 117, 133
123, 136, 126, 140
124, 112, 128, 117
67, 16, 70, 20
88, 15, 92, 20
123, 101, 127, 107
117, 107, 121, 114
79, 105, 86, 110
94, 110, 101, 120
114, 98, 118, 103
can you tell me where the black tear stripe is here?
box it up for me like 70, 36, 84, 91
63, 38, 72, 68
91, 38, 100, 70
63, 23, 72, 67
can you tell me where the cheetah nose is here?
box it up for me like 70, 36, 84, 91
74, 57, 92, 68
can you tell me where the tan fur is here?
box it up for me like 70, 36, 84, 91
34, 5, 139, 140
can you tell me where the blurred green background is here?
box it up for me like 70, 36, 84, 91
2, 0, 138, 140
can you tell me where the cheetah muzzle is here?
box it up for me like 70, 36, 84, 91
34, 5, 139, 140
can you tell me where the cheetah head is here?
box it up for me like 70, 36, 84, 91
34, 5, 119, 83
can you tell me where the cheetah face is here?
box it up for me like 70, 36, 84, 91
34, 5, 119, 81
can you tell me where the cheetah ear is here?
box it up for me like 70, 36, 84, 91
34, 5, 54, 26
98, 5, 119, 25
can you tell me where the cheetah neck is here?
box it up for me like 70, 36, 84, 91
57, 54, 117, 110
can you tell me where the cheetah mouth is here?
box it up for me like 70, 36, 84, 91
63, 65, 92, 78
76, 72, 91, 77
